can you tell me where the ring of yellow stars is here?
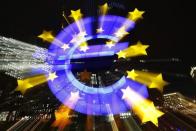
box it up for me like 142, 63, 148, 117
47, 72, 58, 82
96, 27, 104, 33
114, 26, 129, 38
106, 40, 115, 48
69, 9, 83, 21
134, 100, 164, 126
38, 30, 54, 42
116, 50, 126, 59
61, 44, 70, 51
121, 86, 164, 126
127, 69, 168, 92
128, 8, 145, 22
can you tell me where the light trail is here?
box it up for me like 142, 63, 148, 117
121, 86, 164, 127
97, 3, 109, 33
0, 36, 50, 79
127, 69, 169, 92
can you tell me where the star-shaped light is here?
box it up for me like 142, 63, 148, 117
121, 86, 164, 127
130, 41, 149, 55
127, 70, 138, 80
78, 31, 87, 38
52, 105, 72, 130
79, 42, 89, 52
149, 74, 169, 92
99, 3, 109, 15
128, 8, 145, 22
96, 27, 104, 33
114, 26, 129, 38
117, 50, 126, 59
61, 44, 70, 51
106, 40, 115, 48
71, 32, 87, 44
64, 91, 81, 109
38, 30, 54, 42
15, 79, 33, 94
69, 9, 83, 21
47, 72, 58, 82
121, 87, 131, 100
121, 86, 145, 105
134, 101, 164, 126
80, 69, 91, 81
15, 75, 47, 94
69, 91, 81, 102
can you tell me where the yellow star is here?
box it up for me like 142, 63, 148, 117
38, 30, 54, 42
52, 105, 72, 130
135, 101, 164, 126
127, 70, 138, 80
65, 91, 81, 108
96, 27, 104, 33
117, 50, 126, 59
48, 72, 58, 82
149, 74, 169, 92
130, 41, 149, 55
121, 86, 164, 127
15, 79, 33, 94
61, 44, 70, 51
114, 26, 129, 38
99, 3, 109, 15
79, 42, 89, 52
128, 8, 145, 22
120, 41, 149, 58
126, 70, 169, 93
15, 75, 47, 94
69, 9, 83, 21
106, 40, 115, 48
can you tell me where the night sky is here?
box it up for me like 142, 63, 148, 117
0, 0, 195, 63
0, 0, 195, 96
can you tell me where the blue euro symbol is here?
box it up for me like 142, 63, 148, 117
47, 16, 149, 115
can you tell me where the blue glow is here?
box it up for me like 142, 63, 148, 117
46, 15, 148, 115
98, 16, 135, 40
56, 42, 128, 60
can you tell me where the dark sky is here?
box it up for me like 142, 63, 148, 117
0, 0, 195, 64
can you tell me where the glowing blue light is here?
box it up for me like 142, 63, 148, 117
46, 15, 148, 115
56, 42, 128, 60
